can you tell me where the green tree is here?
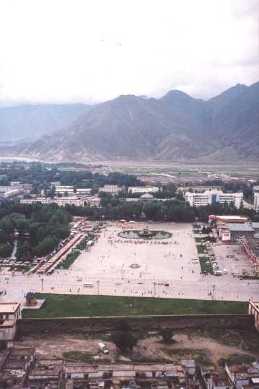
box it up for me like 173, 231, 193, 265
111, 330, 137, 352
0, 242, 12, 258
34, 236, 58, 257
160, 328, 174, 343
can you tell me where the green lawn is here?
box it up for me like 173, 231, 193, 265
22, 294, 247, 318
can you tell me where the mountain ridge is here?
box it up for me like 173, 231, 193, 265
0, 103, 89, 141
2, 82, 259, 162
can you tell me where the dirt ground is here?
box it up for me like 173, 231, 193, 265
15, 328, 259, 365
15, 335, 117, 361
136, 333, 257, 365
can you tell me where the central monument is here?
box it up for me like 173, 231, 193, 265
137, 227, 155, 239
118, 227, 172, 240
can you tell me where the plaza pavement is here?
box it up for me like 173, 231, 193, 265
0, 222, 259, 304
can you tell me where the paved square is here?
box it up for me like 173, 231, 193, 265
1, 222, 259, 303
71, 222, 200, 281
213, 243, 255, 276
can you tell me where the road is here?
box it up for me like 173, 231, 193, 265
0, 270, 259, 304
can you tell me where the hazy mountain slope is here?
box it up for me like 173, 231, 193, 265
24, 93, 212, 160
0, 103, 89, 141
207, 82, 259, 159
16, 81, 259, 161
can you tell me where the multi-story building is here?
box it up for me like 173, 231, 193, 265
99, 185, 121, 195
128, 186, 160, 194
21, 195, 100, 208
185, 192, 211, 207
185, 190, 243, 209
55, 185, 74, 195
3, 189, 24, 198
0, 303, 21, 345
21, 196, 85, 207
84, 196, 101, 207
20, 198, 50, 205
177, 185, 223, 194
76, 188, 91, 195
0, 184, 25, 199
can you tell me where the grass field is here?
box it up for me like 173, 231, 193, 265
22, 294, 247, 318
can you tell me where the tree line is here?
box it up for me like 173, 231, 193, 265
65, 196, 258, 223
0, 162, 142, 195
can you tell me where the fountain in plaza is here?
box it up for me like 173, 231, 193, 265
118, 226, 172, 240
137, 227, 155, 238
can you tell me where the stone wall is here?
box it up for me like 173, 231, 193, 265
17, 314, 254, 337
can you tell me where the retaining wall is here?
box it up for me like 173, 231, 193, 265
17, 314, 254, 337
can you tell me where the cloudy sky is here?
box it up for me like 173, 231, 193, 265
0, 0, 258, 103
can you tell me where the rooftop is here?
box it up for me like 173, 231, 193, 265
215, 215, 248, 223
228, 223, 255, 232
0, 302, 20, 314
64, 363, 185, 374
140, 193, 154, 199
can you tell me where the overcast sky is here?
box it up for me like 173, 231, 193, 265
0, 0, 258, 104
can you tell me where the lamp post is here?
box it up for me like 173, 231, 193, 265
153, 281, 156, 297
212, 284, 216, 300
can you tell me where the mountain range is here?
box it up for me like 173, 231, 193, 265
0, 103, 87, 141
1, 82, 259, 162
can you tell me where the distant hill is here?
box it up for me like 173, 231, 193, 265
0, 103, 88, 141
4, 82, 259, 162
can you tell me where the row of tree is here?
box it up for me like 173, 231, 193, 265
66, 196, 258, 223
0, 162, 142, 195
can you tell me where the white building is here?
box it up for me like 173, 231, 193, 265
21, 195, 100, 208
54, 197, 85, 207
21, 196, 84, 207
185, 190, 243, 209
10, 181, 21, 186
177, 185, 223, 194
0, 185, 24, 198
50, 181, 61, 187
76, 188, 91, 195
55, 185, 74, 195
128, 186, 159, 194
0, 186, 12, 193
0, 303, 21, 344
4, 189, 24, 198
0, 303, 21, 321
84, 196, 100, 207
254, 192, 259, 211
20, 198, 50, 205
99, 185, 121, 195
